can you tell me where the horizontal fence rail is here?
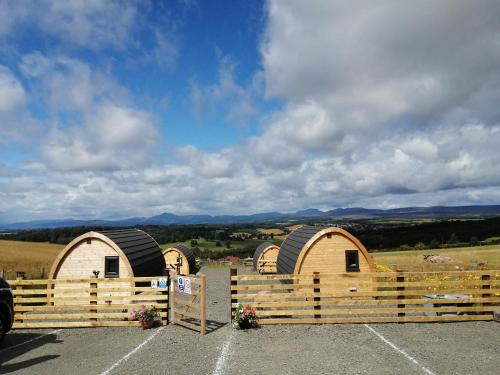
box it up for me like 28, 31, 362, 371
8, 276, 170, 329
230, 269, 500, 325
171, 274, 206, 335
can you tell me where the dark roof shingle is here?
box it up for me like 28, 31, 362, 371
97, 229, 165, 277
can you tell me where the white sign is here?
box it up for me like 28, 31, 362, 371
151, 279, 158, 288
177, 276, 185, 293
159, 278, 168, 289
184, 277, 192, 295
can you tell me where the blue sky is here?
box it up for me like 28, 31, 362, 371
1, 0, 500, 223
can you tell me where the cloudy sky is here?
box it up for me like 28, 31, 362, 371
1, 0, 500, 223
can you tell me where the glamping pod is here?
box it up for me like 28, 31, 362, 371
253, 242, 279, 274
49, 229, 166, 279
162, 244, 196, 275
277, 225, 374, 275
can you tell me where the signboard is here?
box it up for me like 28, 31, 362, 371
177, 276, 192, 294
184, 277, 192, 295
177, 276, 185, 293
159, 278, 168, 289
151, 279, 158, 288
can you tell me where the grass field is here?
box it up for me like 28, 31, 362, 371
371, 244, 500, 271
161, 238, 273, 257
2, 238, 498, 279
0, 240, 64, 279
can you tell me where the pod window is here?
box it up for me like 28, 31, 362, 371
105, 256, 119, 278
345, 250, 360, 272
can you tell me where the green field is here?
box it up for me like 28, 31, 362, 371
371, 244, 500, 271
161, 238, 281, 258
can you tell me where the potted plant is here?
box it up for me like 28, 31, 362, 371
232, 304, 258, 329
130, 305, 160, 329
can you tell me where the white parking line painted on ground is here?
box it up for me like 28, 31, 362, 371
99, 326, 166, 375
0, 329, 62, 354
364, 324, 437, 375
212, 331, 234, 375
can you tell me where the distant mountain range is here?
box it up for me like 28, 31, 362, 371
1, 205, 500, 230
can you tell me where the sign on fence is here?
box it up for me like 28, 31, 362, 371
159, 278, 168, 289
185, 278, 192, 295
177, 276, 192, 294
178, 276, 185, 293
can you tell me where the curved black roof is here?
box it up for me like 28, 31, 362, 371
97, 229, 165, 277
277, 225, 328, 274
172, 244, 197, 274
253, 242, 276, 270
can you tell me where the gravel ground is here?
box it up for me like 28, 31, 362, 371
1, 266, 499, 375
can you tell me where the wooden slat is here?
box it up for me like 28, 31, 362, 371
257, 315, 493, 324
231, 270, 499, 281
14, 294, 169, 304
255, 306, 496, 317
15, 303, 167, 312
232, 296, 500, 309
18, 312, 168, 320
233, 288, 498, 300
173, 309, 200, 320
12, 320, 167, 328
7, 276, 166, 286
173, 300, 200, 310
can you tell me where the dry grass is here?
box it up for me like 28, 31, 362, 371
285, 224, 303, 232
371, 244, 500, 272
257, 228, 285, 235
0, 240, 64, 279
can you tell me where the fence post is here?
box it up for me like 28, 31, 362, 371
313, 272, 321, 320
162, 269, 170, 325
230, 268, 237, 322
397, 272, 405, 319
200, 274, 207, 335
170, 275, 176, 325
15, 274, 25, 326
90, 276, 98, 326
481, 273, 491, 316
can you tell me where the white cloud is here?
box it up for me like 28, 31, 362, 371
153, 28, 179, 70
17, 52, 160, 172
190, 51, 261, 124
0, 0, 138, 49
262, 0, 500, 128
42, 104, 158, 172
20, 53, 126, 112
177, 145, 234, 178
0, 65, 26, 113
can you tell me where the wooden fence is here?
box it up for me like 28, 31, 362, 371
9, 276, 169, 329
171, 274, 207, 335
230, 269, 500, 324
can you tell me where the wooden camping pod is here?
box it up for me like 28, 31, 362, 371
49, 229, 166, 279
162, 244, 196, 275
253, 242, 279, 274
277, 225, 375, 294
48, 229, 166, 305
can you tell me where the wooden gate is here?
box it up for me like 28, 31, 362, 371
171, 274, 207, 335
9, 276, 169, 328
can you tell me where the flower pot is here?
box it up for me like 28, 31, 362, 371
238, 320, 253, 329
140, 320, 155, 329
